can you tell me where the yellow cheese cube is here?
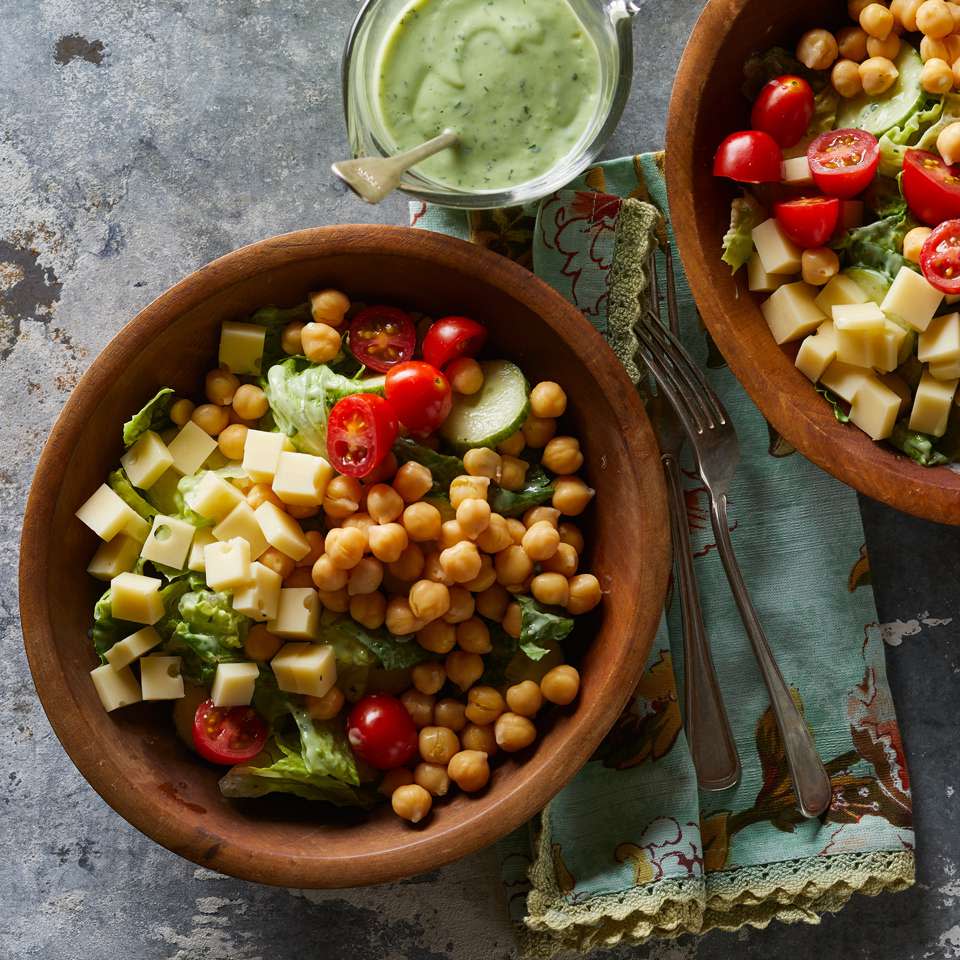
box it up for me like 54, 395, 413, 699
242, 429, 289, 484
752, 218, 802, 275
271, 452, 334, 507
140, 514, 196, 570
213, 501, 269, 558
76, 484, 147, 542
795, 322, 839, 382
111, 572, 164, 624
930, 357, 960, 380
781, 156, 813, 185
850, 378, 901, 440
832, 302, 886, 331
87, 533, 143, 582
918, 312, 960, 364
232, 561, 283, 622
820, 361, 874, 404
761, 282, 826, 345
909, 370, 958, 436
835, 318, 904, 374
185, 472, 244, 522
267, 587, 320, 639
167, 421, 219, 476
747, 253, 792, 294
120, 431, 174, 490
105, 626, 163, 670
90, 663, 141, 712
254, 501, 310, 561
881, 266, 944, 332
140, 655, 185, 701
210, 661, 260, 707
219, 321, 267, 376
270, 642, 337, 698
204, 537, 254, 591
814, 274, 869, 316
187, 527, 217, 572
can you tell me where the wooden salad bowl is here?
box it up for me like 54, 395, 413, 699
19, 225, 670, 888
666, 0, 960, 525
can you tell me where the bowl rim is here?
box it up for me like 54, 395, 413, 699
19, 224, 671, 887
665, 0, 960, 526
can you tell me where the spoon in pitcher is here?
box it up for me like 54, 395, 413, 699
332, 129, 459, 204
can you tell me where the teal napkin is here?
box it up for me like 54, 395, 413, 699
411, 154, 915, 956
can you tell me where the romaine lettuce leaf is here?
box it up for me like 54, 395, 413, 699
250, 303, 312, 374
816, 386, 851, 423
393, 438, 464, 492
889, 421, 949, 466
160, 589, 249, 684
834, 211, 918, 280
878, 96, 944, 177
122, 388, 174, 448
912, 92, 960, 153
479, 622, 519, 687
720, 194, 764, 274
108, 468, 157, 520
517, 595, 575, 662
174, 466, 246, 528
808, 86, 839, 136
318, 611, 430, 671
489, 463, 555, 518
288, 702, 361, 784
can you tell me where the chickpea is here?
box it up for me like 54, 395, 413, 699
463, 447, 502, 481
541, 542, 579, 578
449, 475, 490, 507
867, 32, 901, 59
412, 660, 446, 696
860, 3, 895, 38
523, 506, 560, 529
443, 586, 475, 624
901, 227, 933, 267
921, 35, 949, 62
205, 367, 240, 406
301, 322, 342, 364
401, 688, 435, 728
414, 762, 451, 797
500, 456, 529, 491
532, 572, 570, 608
796, 28, 839, 70
919, 0, 955, 35
896, 0, 924, 30
323, 475, 362, 518
305, 686, 345, 720
946, 32, 960, 60
231, 384, 267, 423
367, 484, 404, 524
393, 461, 433, 502
392, 783, 432, 823
498, 431, 525, 457
288, 503, 319, 521
417, 619, 457, 654
529, 381, 567, 418
296, 530, 325, 568
439, 519, 469, 549
860, 54, 900, 94
553, 476, 595, 516
312, 554, 348, 592
801, 248, 840, 287
465, 686, 506, 726
364, 451, 399, 487
423, 550, 454, 586
557, 522, 584, 555
387, 596, 426, 636
217, 423, 248, 460
409, 579, 451, 622
440, 540, 483, 584
939, 122, 960, 169
403, 501, 443, 541
368, 522, 410, 564
506, 518, 527, 544
541, 436, 584, 475
476, 584, 511, 621
522, 415, 556, 449
387, 541, 424, 581
463, 554, 497, 593
324, 527, 366, 570
434, 699, 467, 732
461, 722, 498, 756
476, 513, 513, 553
445, 650, 484, 691
506, 680, 543, 717
456, 498, 492, 539
456, 617, 492, 654
495, 545, 534, 586
281, 320, 304, 356
502, 602, 523, 639
350, 591, 387, 630
832, 57, 864, 98
284, 567, 314, 588
522, 521, 561, 562
836, 25, 869, 61
244, 623, 283, 662
170, 398, 195, 427
541, 665, 581, 705
447, 750, 490, 792
447, 357, 484, 395
192, 403, 230, 436
347, 556, 384, 596
309, 288, 350, 327
259, 546, 296, 581
419, 725, 460, 764
318, 586, 349, 613
494, 712, 537, 752
921, 56, 954, 93
567, 573, 602, 615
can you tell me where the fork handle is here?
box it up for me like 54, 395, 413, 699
709, 493, 833, 819
663, 454, 741, 792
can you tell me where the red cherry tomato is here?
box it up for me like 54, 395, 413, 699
713, 130, 782, 183
384, 361, 453, 435
807, 129, 880, 199
346, 693, 418, 771
751, 75, 815, 148
348, 306, 417, 373
920, 219, 960, 294
773, 196, 841, 248
326, 393, 399, 478
422, 316, 488, 369
903, 149, 960, 226
192, 699, 268, 765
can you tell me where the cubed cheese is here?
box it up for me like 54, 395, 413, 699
752, 218, 802, 275
75, 484, 148, 542
814, 274, 869, 316
219, 321, 267, 375
761, 282, 826, 344
835, 317, 904, 373
820, 360, 874, 404
87, 533, 143, 582
930, 357, 960, 380
267, 587, 320, 639
795, 321, 839, 382
185, 472, 244, 522
832, 302, 886, 330
139, 514, 196, 570
110, 572, 164, 624
212, 501, 269, 558
242, 429, 288, 484
271, 642, 337, 698
204, 537, 254, 591
232, 561, 283, 622
881, 266, 944, 332
850, 378, 901, 440
90, 663, 141, 712
747, 253, 792, 294
140, 655, 185, 701
271, 452, 333, 507
909, 370, 958, 436
918, 311, 960, 364
187, 527, 217, 572
167, 421, 219, 475
104, 625, 163, 670
254, 501, 310, 560
120, 431, 174, 490
211, 661, 260, 707
781, 155, 813, 185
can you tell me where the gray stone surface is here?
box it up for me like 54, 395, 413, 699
1, 1, 959, 958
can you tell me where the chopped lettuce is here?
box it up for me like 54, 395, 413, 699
393, 438, 464, 492
816, 386, 851, 423
834, 211, 918, 280
479, 623, 519, 687
913, 92, 960, 153
489, 463, 555, 517
250, 303, 312, 373
808, 85, 839, 136
160, 589, 248, 684
319, 612, 431, 671
720, 194, 764, 274
175, 466, 246, 528
91, 589, 137, 659
517, 595, 575, 662
836, 45, 924, 137
863, 177, 907, 220
122, 388, 174, 448
878, 96, 944, 177
288, 702, 361, 783
108, 468, 157, 520
889, 421, 949, 466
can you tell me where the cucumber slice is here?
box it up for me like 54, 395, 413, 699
440, 360, 529, 452
836, 46, 923, 137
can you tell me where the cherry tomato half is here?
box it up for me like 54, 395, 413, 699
807, 129, 880, 199
903, 149, 960, 227
713, 130, 782, 183
751, 75, 815, 148
192, 699, 268, 765
327, 393, 399, 478
384, 360, 453, 435
348, 306, 417, 373
921, 219, 960, 294
773, 196, 841, 248
346, 693, 418, 771
422, 316, 488, 369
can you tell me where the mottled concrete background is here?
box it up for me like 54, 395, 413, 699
2, 2, 960, 958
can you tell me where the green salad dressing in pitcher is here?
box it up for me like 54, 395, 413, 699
376, 0, 603, 191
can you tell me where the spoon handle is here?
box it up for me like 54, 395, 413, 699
389, 129, 459, 172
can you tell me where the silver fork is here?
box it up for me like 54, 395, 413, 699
646, 248, 741, 792
637, 251, 832, 819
